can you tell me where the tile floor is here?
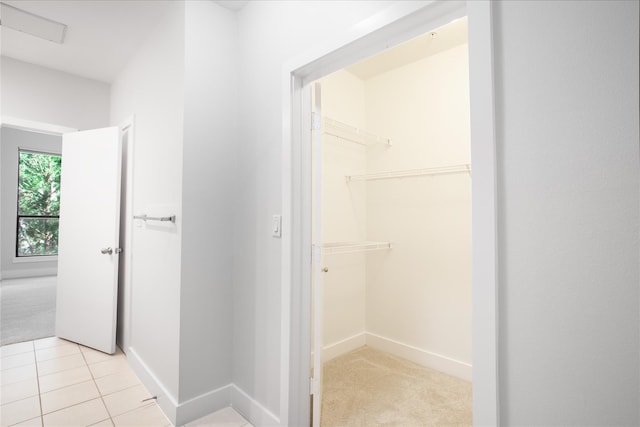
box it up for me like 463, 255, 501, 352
1, 337, 252, 427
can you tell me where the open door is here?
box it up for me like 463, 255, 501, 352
311, 82, 323, 427
56, 126, 122, 354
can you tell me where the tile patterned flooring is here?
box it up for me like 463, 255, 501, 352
0, 338, 252, 427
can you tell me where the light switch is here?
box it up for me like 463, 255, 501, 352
272, 214, 282, 238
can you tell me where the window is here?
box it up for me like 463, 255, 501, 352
16, 150, 62, 257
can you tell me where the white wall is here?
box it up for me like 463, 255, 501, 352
319, 70, 368, 358
109, 1, 184, 418
364, 44, 471, 378
237, 0, 639, 425
0, 57, 110, 279
1, 57, 110, 130
494, 1, 639, 425
233, 1, 400, 418
179, 0, 237, 417
0, 127, 62, 279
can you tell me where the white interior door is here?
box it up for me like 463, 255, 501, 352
56, 126, 122, 354
311, 82, 323, 427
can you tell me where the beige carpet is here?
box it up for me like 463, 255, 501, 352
1, 276, 57, 345
321, 346, 472, 427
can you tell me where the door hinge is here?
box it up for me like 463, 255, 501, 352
309, 377, 319, 395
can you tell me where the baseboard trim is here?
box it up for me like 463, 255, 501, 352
322, 332, 366, 362
231, 385, 280, 426
126, 347, 179, 425
125, 348, 279, 427
175, 384, 232, 426
1, 268, 57, 279
365, 332, 472, 381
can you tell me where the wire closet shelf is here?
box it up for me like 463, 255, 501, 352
346, 163, 470, 182
320, 241, 392, 255
322, 117, 392, 147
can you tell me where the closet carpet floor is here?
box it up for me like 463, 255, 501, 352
321, 346, 471, 427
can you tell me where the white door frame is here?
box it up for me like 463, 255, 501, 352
1, 117, 78, 135
280, 1, 498, 426
117, 116, 136, 354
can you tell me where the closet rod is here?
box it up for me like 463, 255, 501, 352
321, 241, 392, 255
323, 117, 392, 146
346, 164, 470, 182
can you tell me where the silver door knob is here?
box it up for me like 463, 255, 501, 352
322, 267, 329, 273
101, 247, 113, 255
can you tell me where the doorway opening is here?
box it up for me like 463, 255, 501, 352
0, 125, 64, 345
311, 16, 472, 426
283, 1, 498, 426
0, 118, 134, 355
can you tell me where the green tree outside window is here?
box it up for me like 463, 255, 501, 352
17, 151, 62, 257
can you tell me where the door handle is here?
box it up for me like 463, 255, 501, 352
100, 247, 122, 255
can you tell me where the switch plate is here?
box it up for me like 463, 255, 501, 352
272, 215, 282, 238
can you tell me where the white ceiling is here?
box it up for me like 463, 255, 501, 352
1, 0, 174, 83
346, 16, 468, 80
0, 0, 247, 83
1, 1, 458, 85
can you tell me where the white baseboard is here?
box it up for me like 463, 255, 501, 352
126, 347, 179, 425
365, 332, 472, 381
126, 348, 279, 427
230, 385, 280, 426
321, 332, 366, 362
175, 384, 232, 426
1, 268, 57, 279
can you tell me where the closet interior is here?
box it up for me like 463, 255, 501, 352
312, 17, 472, 426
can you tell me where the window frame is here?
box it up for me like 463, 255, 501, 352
15, 148, 62, 258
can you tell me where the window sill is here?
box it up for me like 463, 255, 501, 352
13, 256, 58, 264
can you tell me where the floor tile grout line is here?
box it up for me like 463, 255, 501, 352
3, 341, 168, 427
98, 379, 160, 424
36, 343, 82, 355
36, 354, 89, 378
38, 395, 109, 419
34, 347, 83, 365
80, 346, 118, 427
0, 346, 36, 359
2, 339, 90, 361
37, 376, 95, 397
0, 384, 149, 420
33, 340, 78, 352
86, 417, 113, 427
109, 400, 158, 423
99, 381, 144, 399
0, 369, 39, 389
38, 379, 99, 416
0, 352, 37, 371
37, 349, 112, 424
